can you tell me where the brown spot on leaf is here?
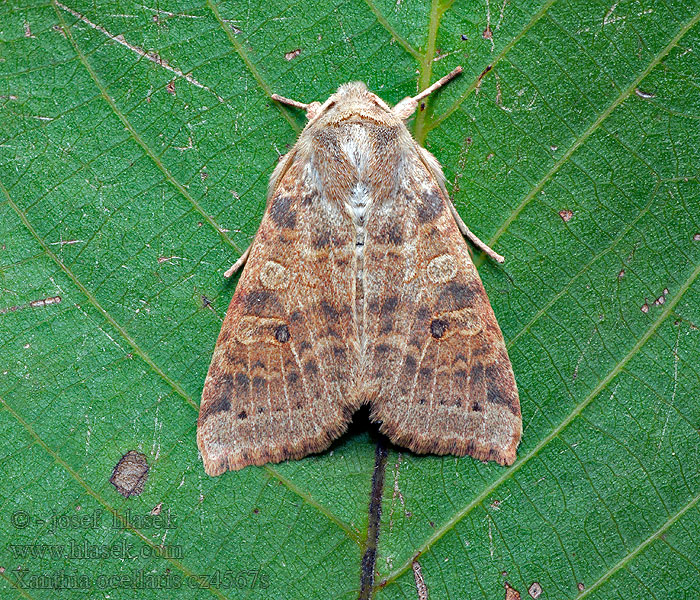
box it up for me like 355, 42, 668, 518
528, 582, 542, 598
559, 209, 573, 222
641, 300, 650, 313
166, 80, 175, 95
284, 48, 301, 60
110, 451, 149, 498
693, 233, 700, 242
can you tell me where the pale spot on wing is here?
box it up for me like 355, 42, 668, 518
259, 260, 289, 290
427, 254, 457, 283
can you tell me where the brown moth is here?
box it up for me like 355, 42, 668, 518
197, 67, 521, 476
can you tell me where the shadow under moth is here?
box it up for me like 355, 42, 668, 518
197, 67, 521, 477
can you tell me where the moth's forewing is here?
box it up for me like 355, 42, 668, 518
362, 148, 521, 465
197, 153, 360, 476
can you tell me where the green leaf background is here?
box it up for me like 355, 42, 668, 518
1, 0, 699, 598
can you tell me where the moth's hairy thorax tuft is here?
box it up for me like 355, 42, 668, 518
298, 99, 411, 351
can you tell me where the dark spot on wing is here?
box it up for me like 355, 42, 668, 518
472, 344, 489, 357
470, 364, 482, 385
252, 376, 265, 393
430, 318, 449, 338
238, 410, 248, 420
416, 306, 431, 324
320, 300, 340, 322
301, 190, 315, 206
313, 232, 330, 249
304, 359, 319, 375
275, 324, 290, 343
416, 190, 444, 223
375, 344, 391, 356
199, 373, 236, 422
376, 221, 403, 245
380, 296, 399, 333
244, 290, 281, 316
269, 195, 297, 228
200, 394, 229, 422
438, 281, 479, 311
408, 335, 422, 348
402, 355, 417, 377
485, 366, 519, 414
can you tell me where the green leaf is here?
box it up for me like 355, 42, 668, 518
1, 0, 699, 599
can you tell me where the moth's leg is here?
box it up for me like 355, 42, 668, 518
224, 245, 251, 278
447, 199, 505, 264
271, 94, 322, 120
393, 66, 463, 120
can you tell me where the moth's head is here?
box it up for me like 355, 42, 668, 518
302, 81, 409, 125
272, 67, 463, 125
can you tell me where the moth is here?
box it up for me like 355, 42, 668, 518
197, 67, 521, 476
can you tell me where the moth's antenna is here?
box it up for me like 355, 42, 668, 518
413, 66, 463, 103
393, 66, 463, 120
270, 94, 311, 110
271, 94, 322, 120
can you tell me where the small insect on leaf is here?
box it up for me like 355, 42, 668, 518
197, 66, 521, 476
